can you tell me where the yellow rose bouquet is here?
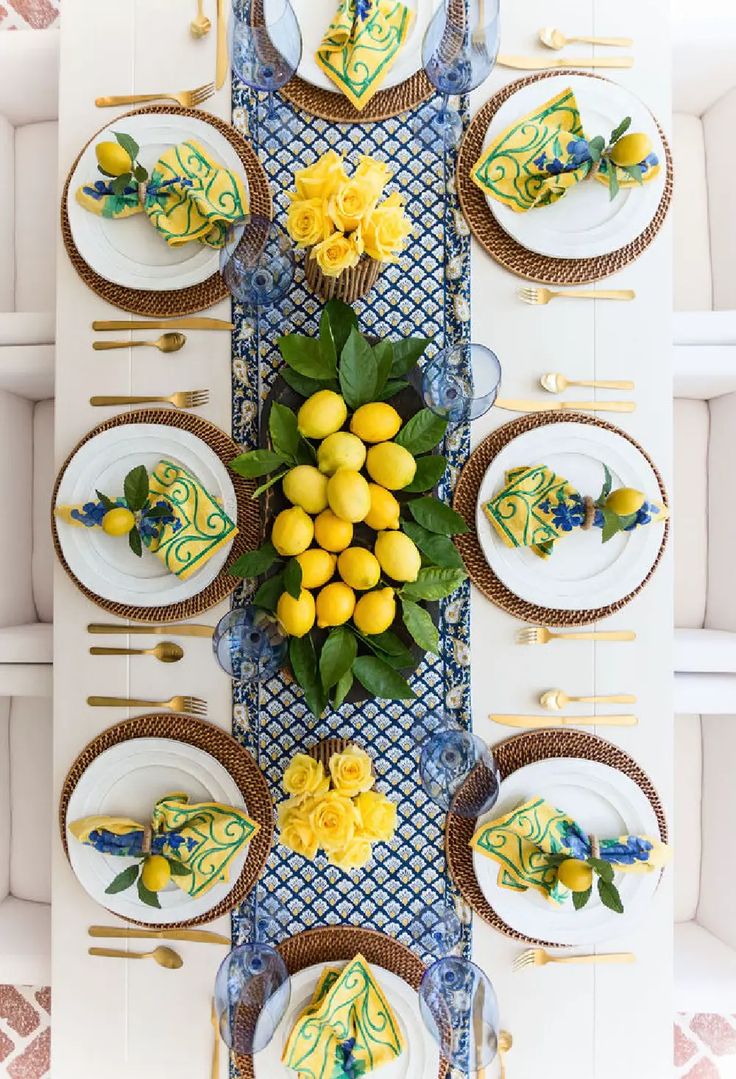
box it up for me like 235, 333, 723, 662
277, 744, 398, 870
286, 151, 412, 303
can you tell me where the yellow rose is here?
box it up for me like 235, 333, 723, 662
311, 232, 362, 278
278, 796, 319, 860
327, 179, 378, 233
354, 156, 392, 197
362, 192, 412, 263
355, 790, 397, 842
283, 754, 330, 799
286, 198, 333, 249
309, 791, 357, 851
327, 836, 373, 870
329, 744, 374, 798
293, 150, 348, 201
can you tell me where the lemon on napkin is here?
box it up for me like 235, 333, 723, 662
69, 792, 259, 899
76, 138, 248, 247
470, 87, 661, 212
316, 0, 414, 111
283, 953, 405, 1078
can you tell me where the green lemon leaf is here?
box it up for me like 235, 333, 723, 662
402, 455, 447, 493
124, 464, 149, 512
378, 378, 409, 401
372, 340, 394, 398
597, 877, 624, 914
408, 496, 469, 536
111, 172, 132, 195
251, 469, 289, 500
283, 557, 303, 600
228, 541, 279, 580
390, 337, 431, 377
588, 856, 615, 883
166, 859, 192, 877
95, 489, 116, 511
279, 366, 337, 398
394, 409, 448, 455
622, 163, 643, 185
269, 402, 300, 459
144, 503, 174, 520
352, 655, 416, 700
278, 333, 335, 380
319, 625, 358, 691
588, 135, 606, 159
400, 566, 467, 601
572, 886, 592, 911
400, 598, 439, 655
339, 327, 378, 410
137, 877, 162, 908
253, 572, 284, 612
609, 116, 631, 144
600, 508, 623, 544
318, 307, 338, 375
114, 131, 139, 160
230, 449, 286, 479
104, 863, 140, 895
290, 634, 327, 718
128, 527, 143, 557
400, 520, 464, 569
598, 464, 613, 503
134, 164, 148, 183
333, 668, 353, 708
607, 165, 620, 201
353, 629, 414, 670
324, 299, 358, 356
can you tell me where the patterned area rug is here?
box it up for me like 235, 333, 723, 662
676, 1014, 736, 1077
0, 986, 51, 1078
0, 0, 59, 28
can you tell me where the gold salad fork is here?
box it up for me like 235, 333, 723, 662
513, 948, 635, 971
519, 286, 635, 305
89, 391, 209, 410
95, 82, 215, 109
516, 627, 636, 645
87, 695, 208, 716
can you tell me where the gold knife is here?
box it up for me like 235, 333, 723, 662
494, 398, 635, 413
490, 714, 638, 728
216, 0, 227, 89
88, 623, 215, 637
89, 926, 230, 945
496, 53, 634, 70
93, 318, 234, 331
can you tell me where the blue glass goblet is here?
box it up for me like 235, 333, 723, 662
231, 0, 302, 145
421, 343, 502, 425
215, 942, 291, 1055
419, 728, 500, 819
219, 215, 294, 310
419, 957, 499, 1072
212, 606, 288, 683
411, 905, 463, 958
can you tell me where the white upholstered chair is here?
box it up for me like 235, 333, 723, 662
0, 664, 52, 986
0, 30, 59, 348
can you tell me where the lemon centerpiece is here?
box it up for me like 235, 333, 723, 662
229, 299, 469, 718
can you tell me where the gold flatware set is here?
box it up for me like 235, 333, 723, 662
89, 390, 210, 410
540, 688, 636, 710
89, 925, 229, 945
87, 694, 208, 716
89, 642, 184, 663
496, 53, 633, 70
538, 27, 633, 50
519, 286, 635, 305
88, 622, 215, 637
494, 397, 634, 414
490, 714, 638, 728
89, 945, 183, 968
93, 318, 234, 331
96, 83, 215, 109
93, 332, 186, 354
513, 949, 635, 972
516, 627, 636, 645
191, 0, 211, 37
540, 372, 634, 394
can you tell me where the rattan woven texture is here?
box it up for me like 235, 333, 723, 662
446, 728, 668, 946
60, 105, 272, 315
452, 411, 669, 626
50, 409, 260, 622
59, 713, 274, 929
456, 70, 674, 284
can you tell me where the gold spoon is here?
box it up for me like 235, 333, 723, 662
539, 27, 633, 50
540, 688, 637, 711
89, 642, 184, 663
190, 0, 211, 37
540, 372, 634, 394
498, 1031, 512, 1078
92, 331, 186, 353
89, 945, 183, 969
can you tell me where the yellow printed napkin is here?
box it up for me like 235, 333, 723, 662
470, 796, 670, 906
470, 87, 661, 212
69, 792, 259, 899
282, 953, 405, 1078
316, 0, 414, 111
76, 139, 248, 247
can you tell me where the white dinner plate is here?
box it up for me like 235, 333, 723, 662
67, 113, 248, 290
475, 421, 665, 611
482, 75, 667, 259
66, 738, 249, 924
54, 423, 237, 607
268, 0, 434, 94
473, 758, 662, 946
254, 962, 440, 1079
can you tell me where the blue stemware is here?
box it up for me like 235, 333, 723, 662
214, 941, 291, 1055
415, 0, 501, 150
419, 727, 500, 819
419, 956, 500, 1072
219, 214, 295, 310
231, 0, 302, 145
411, 905, 463, 957
212, 606, 288, 683
421, 342, 502, 425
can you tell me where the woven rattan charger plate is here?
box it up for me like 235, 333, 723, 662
446, 728, 668, 948
61, 105, 272, 316
452, 411, 669, 626
59, 713, 273, 929
456, 70, 673, 284
51, 409, 260, 622
236, 926, 448, 1078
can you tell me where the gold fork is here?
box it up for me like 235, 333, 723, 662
210, 999, 220, 1079
95, 82, 215, 109
87, 695, 207, 716
89, 391, 209, 410
516, 627, 635, 645
519, 286, 635, 305
513, 948, 635, 971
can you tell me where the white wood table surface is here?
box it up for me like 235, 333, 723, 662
52, 1, 672, 1076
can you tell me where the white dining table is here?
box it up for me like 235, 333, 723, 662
52, 1, 673, 1076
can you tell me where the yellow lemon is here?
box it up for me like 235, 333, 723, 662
95, 140, 133, 176
271, 506, 314, 557
365, 442, 417, 491
297, 390, 347, 439
353, 587, 396, 635
364, 483, 401, 531
605, 488, 645, 517
141, 854, 171, 892
316, 581, 356, 628
326, 469, 371, 523
350, 402, 402, 443
282, 465, 329, 514
102, 507, 136, 536
374, 531, 421, 582
337, 547, 381, 591
557, 858, 594, 893
276, 588, 316, 637
610, 132, 653, 168
317, 431, 366, 475
296, 548, 336, 590
314, 510, 353, 552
